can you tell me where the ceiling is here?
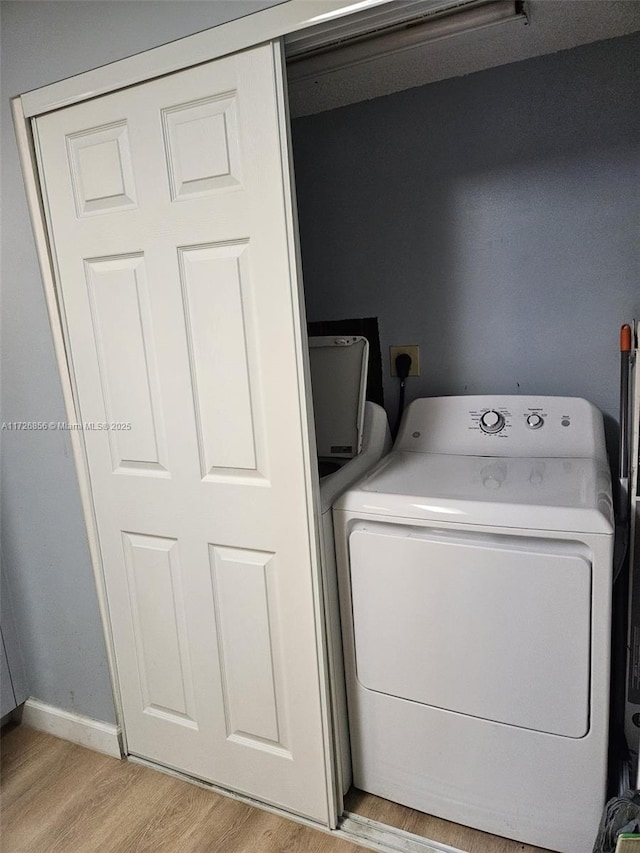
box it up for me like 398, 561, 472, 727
286, 0, 640, 117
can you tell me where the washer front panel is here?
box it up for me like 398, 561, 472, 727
349, 522, 592, 738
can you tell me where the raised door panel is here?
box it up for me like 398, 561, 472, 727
122, 533, 196, 726
179, 241, 264, 479
66, 121, 137, 216
85, 254, 168, 475
162, 94, 242, 199
210, 545, 285, 749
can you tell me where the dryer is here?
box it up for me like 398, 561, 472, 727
333, 395, 614, 853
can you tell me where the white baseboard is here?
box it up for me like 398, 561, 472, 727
22, 697, 122, 759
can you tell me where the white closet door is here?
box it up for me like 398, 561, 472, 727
34, 42, 330, 822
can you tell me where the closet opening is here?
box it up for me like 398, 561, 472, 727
284, 2, 638, 851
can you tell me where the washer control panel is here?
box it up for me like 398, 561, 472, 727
396, 395, 606, 460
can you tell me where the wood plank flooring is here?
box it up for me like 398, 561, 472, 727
0, 725, 360, 853
345, 788, 552, 853
2, 723, 551, 853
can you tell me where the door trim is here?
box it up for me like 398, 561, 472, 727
271, 43, 340, 826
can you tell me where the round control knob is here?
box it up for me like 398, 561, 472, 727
526, 413, 544, 430
479, 410, 505, 434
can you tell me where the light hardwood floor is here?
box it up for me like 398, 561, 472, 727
1, 724, 360, 853
345, 789, 552, 853
1, 724, 550, 853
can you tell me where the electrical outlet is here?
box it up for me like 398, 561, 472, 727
390, 345, 420, 377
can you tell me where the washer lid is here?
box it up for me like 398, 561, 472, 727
335, 451, 614, 533
309, 336, 369, 460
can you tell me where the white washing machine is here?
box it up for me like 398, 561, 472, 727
308, 335, 391, 794
333, 395, 614, 853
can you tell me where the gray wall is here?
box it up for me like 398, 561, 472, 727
291, 34, 640, 458
2, 3, 638, 728
1, 0, 282, 725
